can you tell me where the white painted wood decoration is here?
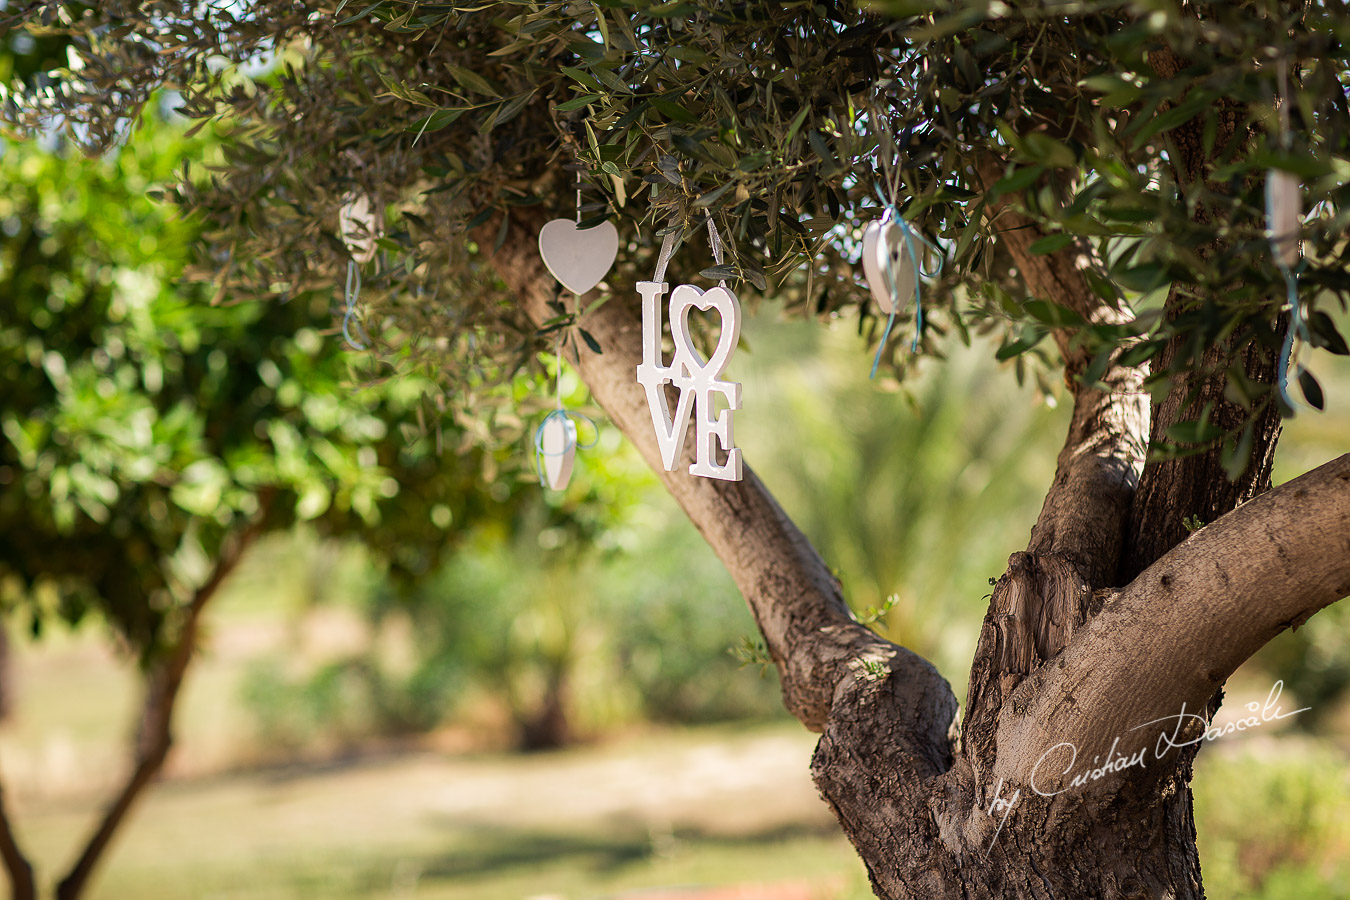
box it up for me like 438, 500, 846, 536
861, 216, 916, 315
339, 194, 380, 265
1266, 169, 1302, 269
539, 412, 578, 491
636, 280, 743, 482
538, 219, 619, 295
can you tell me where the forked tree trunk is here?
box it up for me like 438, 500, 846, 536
487, 190, 1350, 898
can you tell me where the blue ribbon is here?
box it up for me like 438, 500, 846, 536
343, 259, 371, 351
1275, 262, 1309, 411
870, 209, 943, 379
533, 407, 599, 487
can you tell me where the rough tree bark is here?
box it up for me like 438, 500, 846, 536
487, 196, 1350, 898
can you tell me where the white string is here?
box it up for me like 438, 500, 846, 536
554, 329, 565, 409
872, 97, 902, 207
652, 223, 680, 284
704, 212, 727, 287
650, 214, 727, 286
575, 169, 582, 225
1277, 65, 1291, 139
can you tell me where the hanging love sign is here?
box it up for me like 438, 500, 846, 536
635, 219, 743, 482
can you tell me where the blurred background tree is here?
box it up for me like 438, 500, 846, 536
0, 105, 528, 898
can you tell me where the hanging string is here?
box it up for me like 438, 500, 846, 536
873, 98, 903, 211
342, 259, 370, 351
554, 329, 565, 408
1275, 266, 1306, 410
575, 169, 583, 225
866, 95, 939, 378
1270, 64, 1307, 411
705, 211, 727, 288
651, 219, 681, 284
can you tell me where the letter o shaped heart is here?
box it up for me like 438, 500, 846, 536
668, 284, 741, 378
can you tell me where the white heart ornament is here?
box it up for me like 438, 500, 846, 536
861, 219, 916, 316
339, 194, 380, 265
540, 414, 577, 491
538, 219, 619, 295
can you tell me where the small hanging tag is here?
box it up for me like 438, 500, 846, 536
538, 411, 578, 490
1265, 169, 1302, 270
861, 210, 942, 377
635, 217, 743, 482
339, 193, 380, 266
861, 213, 917, 316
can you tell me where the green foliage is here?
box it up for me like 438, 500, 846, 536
730, 635, 772, 673
1194, 747, 1350, 899
738, 312, 1065, 682
1251, 601, 1350, 732
0, 116, 479, 656
8, 0, 1348, 452
240, 454, 786, 747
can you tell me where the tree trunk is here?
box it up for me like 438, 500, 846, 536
0, 781, 34, 900
54, 503, 270, 900
485, 204, 1350, 900
517, 666, 570, 752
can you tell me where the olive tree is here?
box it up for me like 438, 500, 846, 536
5, 1, 1350, 897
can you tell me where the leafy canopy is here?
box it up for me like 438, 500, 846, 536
4, 0, 1349, 456
0, 108, 518, 654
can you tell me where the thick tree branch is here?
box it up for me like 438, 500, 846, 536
1118, 45, 1283, 582
975, 155, 1149, 587
488, 210, 955, 756
995, 454, 1350, 790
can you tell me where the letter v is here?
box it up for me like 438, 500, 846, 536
640, 375, 695, 471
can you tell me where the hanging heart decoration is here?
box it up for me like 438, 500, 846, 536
337, 193, 380, 350
635, 217, 743, 482
536, 410, 578, 490
861, 216, 916, 316
533, 333, 599, 492
538, 218, 619, 296
339, 193, 380, 265
861, 209, 943, 378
